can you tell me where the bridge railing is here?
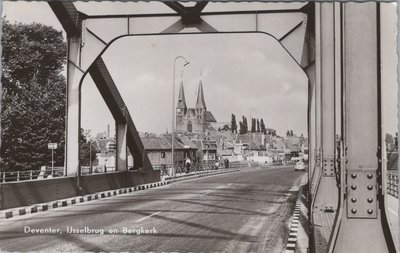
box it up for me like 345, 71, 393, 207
0, 165, 121, 182
387, 171, 398, 198
0, 160, 284, 183
0, 167, 65, 182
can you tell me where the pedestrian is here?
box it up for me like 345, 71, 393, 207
185, 157, 191, 174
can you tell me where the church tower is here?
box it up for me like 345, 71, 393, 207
195, 80, 207, 132
175, 76, 215, 134
176, 81, 187, 132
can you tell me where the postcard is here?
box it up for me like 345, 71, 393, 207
0, 1, 398, 253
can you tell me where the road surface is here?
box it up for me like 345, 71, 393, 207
0, 166, 305, 253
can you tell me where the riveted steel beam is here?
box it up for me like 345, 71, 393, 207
332, 3, 396, 252
193, 2, 209, 13
88, 57, 152, 170
48, 1, 85, 37
116, 123, 128, 172
164, 2, 187, 16
311, 4, 339, 253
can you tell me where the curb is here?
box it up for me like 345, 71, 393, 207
164, 168, 241, 183
285, 200, 302, 253
0, 181, 169, 220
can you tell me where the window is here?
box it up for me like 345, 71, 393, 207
161, 152, 165, 158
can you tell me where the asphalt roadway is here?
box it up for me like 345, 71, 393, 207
0, 166, 306, 253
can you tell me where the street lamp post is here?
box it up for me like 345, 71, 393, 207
171, 56, 190, 177
89, 138, 92, 174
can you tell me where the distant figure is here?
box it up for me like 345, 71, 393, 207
224, 159, 229, 168
161, 164, 167, 177
215, 160, 220, 170
185, 158, 191, 174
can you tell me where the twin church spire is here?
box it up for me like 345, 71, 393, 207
177, 79, 207, 111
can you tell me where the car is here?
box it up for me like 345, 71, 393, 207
294, 161, 306, 171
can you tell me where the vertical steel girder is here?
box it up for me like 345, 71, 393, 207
311, 4, 338, 253
49, 2, 83, 176
116, 123, 128, 171
309, 2, 396, 252
331, 3, 396, 253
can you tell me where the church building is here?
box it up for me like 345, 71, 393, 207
176, 80, 216, 133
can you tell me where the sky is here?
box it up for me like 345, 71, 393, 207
2, 2, 398, 138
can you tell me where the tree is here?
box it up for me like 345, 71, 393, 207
260, 119, 266, 134
1, 20, 67, 171
222, 124, 230, 132
251, 118, 256, 132
385, 133, 394, 145
290, 130, 294, 136
267, 128, 276, 137
242, 116, 248, 134
257, 119, 260, 132
239, 121, 245, 134
231, 114, 237, 134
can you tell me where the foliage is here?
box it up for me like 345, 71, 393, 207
266, 128, 276, 136
230, 114, 237, 134
239, 121, 245, 134
242, 116, 248, 134
251, 118, 256, 132
221, 124, 230, 132
260, 119, 266, 134
1, 20, 67, 171
286, 130, 294, 137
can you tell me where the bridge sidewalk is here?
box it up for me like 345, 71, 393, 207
387, 194, 399, 249
285, 174, 309, 253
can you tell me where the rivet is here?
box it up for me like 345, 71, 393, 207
351, 208, 357, 214
367, 174, 373, 179
351, 185, 357, 190
367, 209, 373, 214
367, 198, 373, 203
351, 198, 357, 203
367, 185, 373, 190
351, 173, 357, 179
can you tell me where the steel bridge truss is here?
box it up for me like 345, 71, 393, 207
48, 1, 396, 252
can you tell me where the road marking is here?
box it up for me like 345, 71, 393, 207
136, 212, 162, 223
200, 191, 212, 197
228, 183, 233, 186
388, 208, 398, 217
288, 186, 299, 192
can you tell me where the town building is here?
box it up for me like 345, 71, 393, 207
93, 137, 116, 172
192, 137, 218, 167
141, 135, 198, 170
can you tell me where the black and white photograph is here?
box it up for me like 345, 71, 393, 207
0, 1, 398, 252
